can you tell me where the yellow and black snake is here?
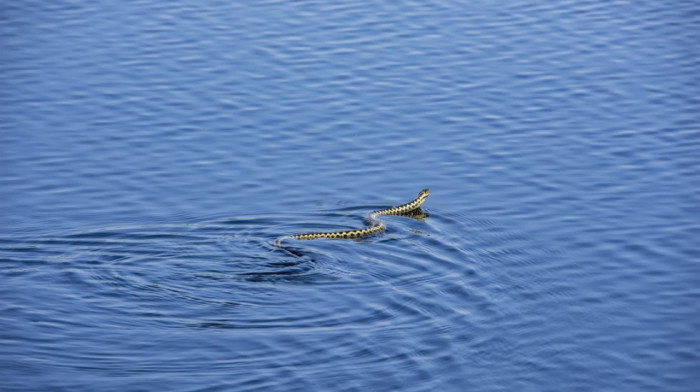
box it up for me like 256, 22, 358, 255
275, 189, 430, 247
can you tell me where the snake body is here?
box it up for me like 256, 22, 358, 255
277, 189, 430, 245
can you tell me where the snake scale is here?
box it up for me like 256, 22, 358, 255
275, 189, 430, 247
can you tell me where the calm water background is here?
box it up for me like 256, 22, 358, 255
1, 1, 699, 391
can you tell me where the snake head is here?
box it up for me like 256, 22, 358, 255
418, 188, 431, 200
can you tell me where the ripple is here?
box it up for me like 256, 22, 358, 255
5, 211, 483, 337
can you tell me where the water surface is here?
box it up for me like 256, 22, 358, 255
1, 1, 699, 391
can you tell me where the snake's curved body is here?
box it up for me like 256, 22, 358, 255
276, 189, 430, 246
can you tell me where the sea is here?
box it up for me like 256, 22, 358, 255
1, 1, 698, 391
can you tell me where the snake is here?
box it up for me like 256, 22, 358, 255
275, 189, 430, 248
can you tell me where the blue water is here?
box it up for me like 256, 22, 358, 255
2, 1, 699, 391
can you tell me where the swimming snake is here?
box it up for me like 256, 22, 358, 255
275, 189, 430, 247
